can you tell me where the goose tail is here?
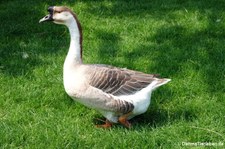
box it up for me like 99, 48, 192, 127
152, 78, 171, 90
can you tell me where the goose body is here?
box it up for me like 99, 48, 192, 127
39, 6, 171, 128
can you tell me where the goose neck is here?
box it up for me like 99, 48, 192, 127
66, 18, 83, 65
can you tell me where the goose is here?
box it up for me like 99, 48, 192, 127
39, 6, 171, 128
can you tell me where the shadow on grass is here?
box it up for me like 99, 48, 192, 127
151, 25, 225, 94
0, 0, 73, 77
1, 0, 224, 82
95, 30, 121, 64
84, 0, 225, 19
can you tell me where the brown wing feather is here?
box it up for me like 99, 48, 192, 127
87, 65, 157, 96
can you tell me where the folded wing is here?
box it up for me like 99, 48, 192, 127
87, 65, 158, 96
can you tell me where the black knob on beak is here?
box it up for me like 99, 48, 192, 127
48, 6, 54, 13
39, 6, 54, 23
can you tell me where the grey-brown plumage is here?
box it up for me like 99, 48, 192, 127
87, 64, 158, 96
101, 93, 134, 114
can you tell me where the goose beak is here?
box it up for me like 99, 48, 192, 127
39, 6, 54, 23
39, 14, 53, 23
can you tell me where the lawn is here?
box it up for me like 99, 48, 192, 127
0, 0, 225, 148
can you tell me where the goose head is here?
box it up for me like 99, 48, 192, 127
39, 6, 76, 26
39, 6, 83, 62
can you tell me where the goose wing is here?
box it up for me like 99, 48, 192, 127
86, 64, 158, 96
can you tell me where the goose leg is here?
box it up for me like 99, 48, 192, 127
118, 112, 132, 128
96, 119, 113, 128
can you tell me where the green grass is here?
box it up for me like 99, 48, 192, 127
0, 0, 225, 148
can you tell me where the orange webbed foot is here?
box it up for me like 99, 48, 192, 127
118, 112, 132, 128
95, 119, 113, 128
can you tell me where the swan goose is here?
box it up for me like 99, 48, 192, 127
39, 6, 171, 128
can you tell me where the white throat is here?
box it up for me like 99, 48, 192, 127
64, 18, 82, 67
63, 17, 83, 93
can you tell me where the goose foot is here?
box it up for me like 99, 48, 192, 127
96, 119, 113, 128
118, 112, 132, 128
